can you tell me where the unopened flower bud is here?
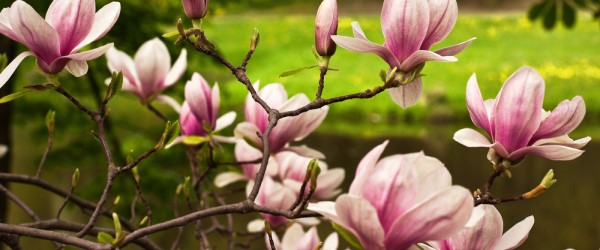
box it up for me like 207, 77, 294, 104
181, 0, 209, 21
315, 0, 338, 57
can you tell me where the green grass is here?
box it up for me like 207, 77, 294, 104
184, 13, 600, 130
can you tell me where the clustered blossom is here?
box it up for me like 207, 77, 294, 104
309, 141, 473, 250
180, 72, 235, 137
331, 0, 474, 108
266, 223, 339, 250
0, 0, 120, 89
105, 38, 187, 105
315, 0, 338, 57
454, 66, 590, 165
234, 83, 328, 156
428, 205, 534, 250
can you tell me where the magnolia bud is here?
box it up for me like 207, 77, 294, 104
181, 0, 209, 20
315, 0, 338, 57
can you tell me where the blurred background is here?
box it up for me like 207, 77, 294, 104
0, 0, 599, 249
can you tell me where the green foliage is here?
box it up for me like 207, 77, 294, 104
332, 222, 363, 250
528, 0, 600, 29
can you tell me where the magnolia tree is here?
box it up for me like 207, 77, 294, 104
0, 0, 590, 249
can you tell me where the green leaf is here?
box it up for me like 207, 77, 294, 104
528, 1, 546, 20
97, 232, 114, 244
0, 89, 32, 103
562, 2, 576, 28
182, 135, 207, 145
166, 120, 181, 146
332, 223, 363, 250
112, 213, 122, 242
45, 110, 55, 133
104, 71, 123, 102
543, 0, 557, 29
279, 65, 318, 78
162, 31, 180, 38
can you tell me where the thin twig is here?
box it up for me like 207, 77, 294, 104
0, 184, 39, 221
316, 65, 328, 100
147, 103, 168, 122
0, 223, 111, 249
35, 130, 53, 178
55, 186, 75, 220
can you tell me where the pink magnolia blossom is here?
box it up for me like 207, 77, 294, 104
276, 151, 344, 200
430, 205, 534, 250
105, 38, 187, 104
234, 83, 328, 156
315, 0, 338, 57
180, 73, 235, 137
330, 0, 474, 108
181, 0, 208, 20
454, 66, 590, 164
266, 224, 339, 250
309, 141, 473, 250
251, 176, 296, 228
0, 0, 120, 88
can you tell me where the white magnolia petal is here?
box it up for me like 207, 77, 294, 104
388, 78, 423, 109
215, 111, 237, 132
214, 172, 247, 188
65, 60, 88, 77
155, 95, 182, 113
0, 52, 33, 89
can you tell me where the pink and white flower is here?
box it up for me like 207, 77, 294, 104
315, 0, 338, 57
181, 0, 208, 20
180, 73, 235, 137
429, 205, 534, 250
234, 83, 328, 156
331, 0, 474, 108
266, 224, 339, 250
105, 38, 187, 105
0, 0, 120, 88
309, 141, 473, 250
453, 66, 590, 164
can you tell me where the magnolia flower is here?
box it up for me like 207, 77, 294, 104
180, 73, 235, 137
331, 0, 474, 108
276, 151, 344, 200
315, 0, 338, 57
250, 176, 296, 229
430, 205, 534, 250
0, 144, 7, 159
181, 0, 208, 20
0, 0, 120, 89
309, 141, 473, 250
105, 38, 187, 105
266, 224, 339, 250
454, 66, 590, 165
234, 83, 328, 157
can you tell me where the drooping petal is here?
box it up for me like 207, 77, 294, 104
9, 1, 60, 65
65, 60, 88, 77
331, 35, 400, 68
466, 73, 492, 133
45, 0, 95, 55
494, 216, 534, 250
361, 155, 418, 233
215, 111, 236, 132
322, 233, 339, 250
381, 0, 429, 62
453, 128, 492, 147
434, 38, 476, 56
531, 96, 585, 142
451, 205, 503, 250
491, 66, 545, 153
349, 141, 388, 196
214, 172, 247, 188
384, 186, 472, 250
508, 144, 586, 162
74, 2, 121, 51
47, 43, 112, 74
351, 21, 368, 40
134, 38, 171, 98
400, 50, 456, 72
532, 135, 590, 149
284, 145, 326, 159
388, 77, 423, 109
164, 49, 188, 87
296, 227, 320, 250
155, 94, 182, 113
421, 0, 458, 50
334, 195, 386, 250
281, 224, 305, 250
314, 168, 345, 199
0, 51, 33, 89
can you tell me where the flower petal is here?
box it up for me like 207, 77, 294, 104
508, 144, 586, 162
531, 96, 585, 142
400, 50, 457, 72
335, 195, 386, 250
47, 43, 113, 74
450, 205, 503, 250
0, 7, 21, 42
74, 2, 120, 51
0, 144, 8, 159
331, 35, 400, 68
281, 224, 305, 250
494, 216, 534, 250
388, 77, 423, 109
296, 227, 320, 250
155, 94, 182, 113
466, 73, 492, 133
349, 140, 389, 196
234, 122, 262, 148
164, 49, 187, 87
532, 135, 590, 149
351, 21, 367, 40
134, 38, 171, 98
453, 128, 492, 147
214, 172, 247, 188
491, 66, 545, 153
314, 168, 345, 200
284, 145, 326, 159
421, 0, 458, 50
434, 38, 476, 56
384, 186, 472, 250
45, 0, 95, 54
105, 46, 141, 89
9, 1, 60, 64
248, 219, 265, 233
412, 153, 452, 203
322, 233, 339, 250
65, 60, 88, 77
215, 111, 237, 132
381, 0, 429, 62
0, 51, 33, 89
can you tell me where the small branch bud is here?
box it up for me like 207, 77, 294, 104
71, 168, 80, 188
250, 28, 260, 51
45, 110, 55, 133
523, 169, 557, 199
177, 18, 186, 37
